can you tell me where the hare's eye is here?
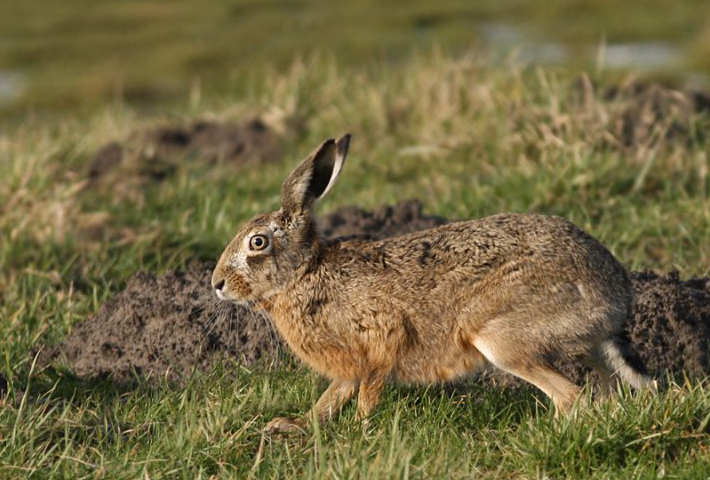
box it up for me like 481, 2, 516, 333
249, 234, 269, 251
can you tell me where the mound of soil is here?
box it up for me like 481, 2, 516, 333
44, 262, 281, 383
609, 83, 710, 148
318, 200, 447, 240
87, 118, 283, 196
68, 118, 286, 244
628, 271, 710, 378
42, 200, 710, 388
573, 76, 710, 150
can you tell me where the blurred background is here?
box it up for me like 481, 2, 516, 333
2, 0, 710, 120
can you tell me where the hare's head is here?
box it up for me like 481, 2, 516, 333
212, 134, 351, 304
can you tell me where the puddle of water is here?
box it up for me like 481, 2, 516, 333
0, 70, 24, 103
479, 22, 568, 64
479, 23, 524, 45
598, 42, 682, 70
479, 22, 684, 71
519, 42, 568, 64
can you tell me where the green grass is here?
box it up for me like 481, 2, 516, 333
2, 366, 710, 478
3, 0, 710, 119
1, 51, 710, 478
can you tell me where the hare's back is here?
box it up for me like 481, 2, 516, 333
375, 212, 630, 299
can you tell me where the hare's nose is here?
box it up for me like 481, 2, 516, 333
213, 279, 225, 291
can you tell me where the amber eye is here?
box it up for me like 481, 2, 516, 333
249, 234, 269, 251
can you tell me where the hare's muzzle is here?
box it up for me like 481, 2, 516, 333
212, 277, 228, 300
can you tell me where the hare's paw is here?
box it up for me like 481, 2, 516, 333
264, 416, 307, 434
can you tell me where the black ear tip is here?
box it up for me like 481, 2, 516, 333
336, 133, 351, 156
320, 138, 336, 152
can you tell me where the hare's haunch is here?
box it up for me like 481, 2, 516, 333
212, 135, 652, 433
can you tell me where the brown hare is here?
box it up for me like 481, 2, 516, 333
212, 134, 652, 433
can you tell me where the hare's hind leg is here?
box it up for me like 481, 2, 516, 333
581, 344, 622, 398
582, 338, 655, 401
598, 338, 654, 391
474, 336, 581, 414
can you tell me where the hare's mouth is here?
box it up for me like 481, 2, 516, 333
215, 289, 255, 308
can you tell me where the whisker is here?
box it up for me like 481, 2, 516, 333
200, 297, 226, 338
251, 306, 282, 368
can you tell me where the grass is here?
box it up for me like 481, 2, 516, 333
3, 0, 710, 119
1, 50, 710, 478
2, 366, 710, 478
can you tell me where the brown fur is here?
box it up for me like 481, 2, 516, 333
212, 135, 652, 433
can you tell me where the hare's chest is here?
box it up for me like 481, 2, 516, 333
269, 310, 365, 380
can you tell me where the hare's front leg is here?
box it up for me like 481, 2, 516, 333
264, 379, 358, 434
313, 378, 359, 422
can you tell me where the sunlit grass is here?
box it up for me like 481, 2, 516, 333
1, 52, 709, 478
2, 364, 709, 479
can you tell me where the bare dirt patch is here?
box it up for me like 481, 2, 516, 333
63, 118, 287, 245
87, 118, 283, 198
628, 270, 710, 378
40, 200, 710, 389
318, 200, 447, 240
41, 262, 280, 384
608, 82, 710, 148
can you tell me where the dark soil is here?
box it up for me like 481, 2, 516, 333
317, 200, 447, 240
40, 262, 280, 383
628, 270, 710, 378
610, 83, 710, 147
41, 200, 710, 389
71, 118, 286, 244
87, 118, 283, 195
573, 77, 710, 149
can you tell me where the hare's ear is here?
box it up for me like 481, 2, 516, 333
281, 134, 351, 215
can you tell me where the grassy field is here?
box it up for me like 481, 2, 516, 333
3, 0, 710, 119
1, 48, 710, 478
3, 0, 710, 475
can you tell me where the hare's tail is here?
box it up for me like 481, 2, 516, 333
600, 338, 656, 390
